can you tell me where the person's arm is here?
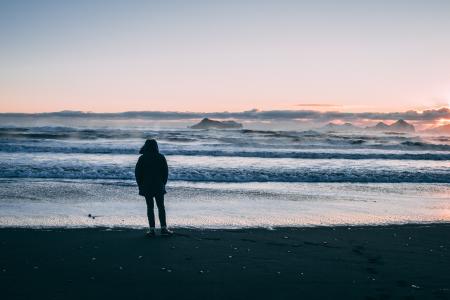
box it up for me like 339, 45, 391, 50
161, 155, 168, 185
135, 156, 144, 187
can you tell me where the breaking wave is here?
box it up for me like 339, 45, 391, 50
1, 163, 449, 183
0, 143, 449, 160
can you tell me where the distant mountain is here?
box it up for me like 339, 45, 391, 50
322, 122, 360, 132
321, 119, 415, 133
424, 124, 450, 135
367, 119, 415, 133
389, 119, 415, 132
190, 118, 243, 129
373, 122, 390, 130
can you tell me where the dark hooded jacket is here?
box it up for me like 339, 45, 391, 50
135, 139, 168, 197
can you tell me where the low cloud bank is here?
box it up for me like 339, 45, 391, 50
2, 107, 449, 122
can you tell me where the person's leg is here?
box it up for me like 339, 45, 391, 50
145, 196, 155, 230
154, 194, 167, 228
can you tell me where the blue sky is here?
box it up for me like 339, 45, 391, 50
1, 0, 450, 113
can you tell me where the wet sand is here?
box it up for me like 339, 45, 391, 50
1, 224, 449, 300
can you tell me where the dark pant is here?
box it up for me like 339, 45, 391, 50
145, 194, 166, 228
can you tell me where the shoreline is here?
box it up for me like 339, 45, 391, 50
2, 179, 449, 228
1, 220, 450, 229
1, 223, 449, 299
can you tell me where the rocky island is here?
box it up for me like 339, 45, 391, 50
368, 119, 415, 133
190, 118, 243, 129
321, 119, 415, 133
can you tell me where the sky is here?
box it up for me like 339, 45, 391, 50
1, 0, 450, 114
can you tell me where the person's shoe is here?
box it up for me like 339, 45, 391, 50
160, 228, 173, 236
145, 229, 156, 237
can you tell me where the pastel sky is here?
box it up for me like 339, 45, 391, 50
1, 0, 450, 113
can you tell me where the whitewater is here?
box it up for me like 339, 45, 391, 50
0, 121, 449, 228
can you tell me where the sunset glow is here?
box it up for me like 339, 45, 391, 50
437, 118, 450, 126
1, 0, 450, 115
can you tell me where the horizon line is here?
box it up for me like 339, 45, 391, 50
0, 107, 449, 123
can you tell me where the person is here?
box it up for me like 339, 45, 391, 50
135, 139, 173, 237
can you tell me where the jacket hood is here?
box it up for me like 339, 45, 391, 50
139, 139, 159, 154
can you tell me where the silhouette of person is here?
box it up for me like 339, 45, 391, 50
135, 139, 173, 236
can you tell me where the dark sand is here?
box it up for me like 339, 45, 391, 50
1, 224, 449, 300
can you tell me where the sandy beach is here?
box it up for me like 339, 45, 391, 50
1, 223, 449, 300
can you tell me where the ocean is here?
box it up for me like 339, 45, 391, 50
0, 119, 449, 228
